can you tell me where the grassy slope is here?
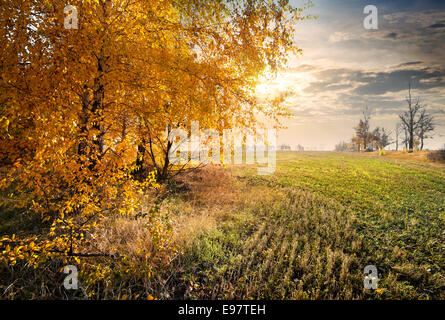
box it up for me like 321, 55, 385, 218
175, 152, 445, 299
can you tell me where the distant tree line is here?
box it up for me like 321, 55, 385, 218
279, 144, 305, 151
335, 85, 435, 152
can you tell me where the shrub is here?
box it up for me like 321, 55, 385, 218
426, 144, 445, 162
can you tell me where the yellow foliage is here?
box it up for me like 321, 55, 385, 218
0, 0, 310, 284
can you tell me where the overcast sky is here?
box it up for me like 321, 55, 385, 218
262, 0, 445, 150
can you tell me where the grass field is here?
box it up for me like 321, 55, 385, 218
166, 151, 445, 299
1, 151, 444, 299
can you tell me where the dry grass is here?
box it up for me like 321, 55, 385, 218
171, 165, 239, 206
426, 149, 445, 163
367, 150, 445, 168
92, 216, 155, 260
166, 166, 239, 244
88, 165, 237, 262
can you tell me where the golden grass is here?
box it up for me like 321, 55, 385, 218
367, 150, 445, 168
92, 216, 155, 259
90, 165, 238, 262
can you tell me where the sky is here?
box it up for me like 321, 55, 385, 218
257, 0, 445, 150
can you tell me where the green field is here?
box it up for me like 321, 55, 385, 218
1, 151, 444, 299
171, 152, 445, 299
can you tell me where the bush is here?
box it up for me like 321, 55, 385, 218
426, 144, 445, 162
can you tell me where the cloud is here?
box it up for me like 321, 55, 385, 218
288, 64, 317, 73
286, 63, 445, 120
385, 32, 398, 39
356, 10, 445, 63
276, 3, 445, 149
428, 23, 445, 28
383, 10, 445, 27
328, 31, 352, 43
395, 61, 423, 68
353, 67, 445, 95
302, 64, 445, 95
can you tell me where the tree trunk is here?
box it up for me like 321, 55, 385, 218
157, 140, 173, 183
132, 140, 146, 180
78, 86, 90, 157
404, 128, 408, 150
89, 0, 110, 168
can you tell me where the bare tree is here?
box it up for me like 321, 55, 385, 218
399, 84, 423, 152
403, 126, 409, 150
416, 109, 434, 150
354, 106, 372, 151
395, 123, 401, 151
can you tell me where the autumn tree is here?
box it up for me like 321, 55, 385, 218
350, 135, 361, 151
0, 0, 176, 267
0, 0, 312, 268
351, 107, 393, 152
133, 0, 312, 182
371, 127, 391, 150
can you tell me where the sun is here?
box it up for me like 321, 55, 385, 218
255, 70, 311, 98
